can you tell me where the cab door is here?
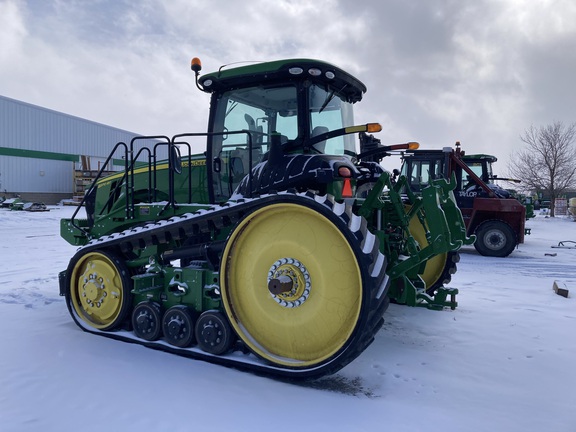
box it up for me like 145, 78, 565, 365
206, 85, 299, 203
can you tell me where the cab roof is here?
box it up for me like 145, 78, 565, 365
198, 58, 367, 103
462, 154, 498, 163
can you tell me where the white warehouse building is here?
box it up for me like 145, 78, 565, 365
0, 95, 144, 205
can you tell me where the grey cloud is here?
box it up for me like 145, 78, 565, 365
2, 0, 576, 173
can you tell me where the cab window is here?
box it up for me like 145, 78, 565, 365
211, 85, 298, 201
308, 84, 356, 156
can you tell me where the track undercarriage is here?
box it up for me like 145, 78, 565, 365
61, 191, 391, 379
61, 171, 469, 379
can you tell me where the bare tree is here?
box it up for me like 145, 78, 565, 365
509, 121, 576, 217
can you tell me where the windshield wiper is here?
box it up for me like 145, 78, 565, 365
318, 90, 335, 114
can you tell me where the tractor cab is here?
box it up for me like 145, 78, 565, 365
460, 154, 512, 200
451, 152, 510, 208
193, 58, 376, 202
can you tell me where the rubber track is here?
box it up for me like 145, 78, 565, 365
66, 191, 391, 380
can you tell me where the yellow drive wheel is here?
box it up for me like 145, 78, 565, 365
221, 201, 364, 368
408, 214, 458, 295
68, 250, 132, 331
421, 253, 448, 288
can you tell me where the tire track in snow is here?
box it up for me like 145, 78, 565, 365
0, 277, 63, 308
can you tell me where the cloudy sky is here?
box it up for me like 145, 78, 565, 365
1, 0, 575, 172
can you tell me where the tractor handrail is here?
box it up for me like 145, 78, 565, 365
172, 130, 254, 200
69, 141, 129, 237
130, 136, 170, 216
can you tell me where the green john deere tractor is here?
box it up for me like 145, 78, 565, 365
59, 58, 473, 380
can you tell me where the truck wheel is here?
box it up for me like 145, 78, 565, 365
474, 220, 516, 257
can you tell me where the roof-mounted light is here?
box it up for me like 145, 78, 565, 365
191, 57, 202, 73
325, 71, 335, 79
308, 68, 322, 76
289, 67, 304, 75
191, 57, 206, 92
203, 79, 213, 87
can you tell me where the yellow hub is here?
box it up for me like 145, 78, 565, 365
70, 251, 126, 330
268, 258, 311, 307
221, 202, 363, 367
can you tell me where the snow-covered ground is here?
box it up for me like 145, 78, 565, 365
1, 205, 575, 432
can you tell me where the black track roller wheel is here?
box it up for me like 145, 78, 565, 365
195, 311, 234, 355
65, 249, 133, 331
219, 193, 390, 377
132, 301, 162, 341
474, 220, 516, 257
162, 306, 196, 348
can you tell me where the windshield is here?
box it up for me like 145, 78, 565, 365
466, 161, 492, 183
467, 162, 483, 179
401, 158, 445, 192
309, 84, 356, 155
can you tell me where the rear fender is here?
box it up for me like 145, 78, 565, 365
60, 218, 90, 246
